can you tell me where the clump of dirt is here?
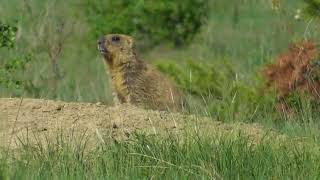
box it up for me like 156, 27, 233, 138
0, 98, 269, 150
263, 40, 320, 111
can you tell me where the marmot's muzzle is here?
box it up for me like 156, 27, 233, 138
97, 37, 108, 56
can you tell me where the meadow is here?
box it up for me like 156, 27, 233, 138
1, 0, 320, 179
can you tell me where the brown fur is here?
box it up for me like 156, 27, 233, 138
98, 34, 185, 111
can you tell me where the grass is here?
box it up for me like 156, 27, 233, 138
1, 0, 320, 179
0, 132, 320, 180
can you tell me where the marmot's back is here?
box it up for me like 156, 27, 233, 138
129, 64, 185, 111
98, 34, 185, 111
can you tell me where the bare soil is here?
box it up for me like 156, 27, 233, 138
0, 98, 268, 149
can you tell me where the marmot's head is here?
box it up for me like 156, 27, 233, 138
98, 34, 136, 66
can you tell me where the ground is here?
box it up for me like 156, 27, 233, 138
1, 98, 319, 179
0, 98, 267, 150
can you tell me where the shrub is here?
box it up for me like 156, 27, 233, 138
156, 60, 236, 98
303, 0, 320, 19
262, 40, 320, 113
156, 60, 273, 121
0, 22, 17, 48
84, 0, 208, 48
0, 22, 36, 96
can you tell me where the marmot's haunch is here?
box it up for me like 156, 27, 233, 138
98, 34, 185, 111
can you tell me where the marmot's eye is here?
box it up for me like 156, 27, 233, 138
111, 36, 120, 43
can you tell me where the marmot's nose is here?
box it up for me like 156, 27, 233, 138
97, 37, 105, 45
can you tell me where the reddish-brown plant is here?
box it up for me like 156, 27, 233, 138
263, 40, 320, 110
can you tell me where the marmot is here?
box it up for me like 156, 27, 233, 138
97, 34, 185, 111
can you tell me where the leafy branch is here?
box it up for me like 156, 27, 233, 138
0, 22, 36, 95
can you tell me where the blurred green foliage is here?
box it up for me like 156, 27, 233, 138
156, 60, 236, 98
156, 60, 276, 121
84, 0, 208, 47
0, 54, 32, 88
0, 22, 17, 48
0, 23, 36, 95
303, 0, 320, 18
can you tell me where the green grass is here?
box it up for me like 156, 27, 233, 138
0, 132, 320, 180
1, 0, 320, 179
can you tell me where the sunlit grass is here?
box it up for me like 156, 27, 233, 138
0, 131, 320, 179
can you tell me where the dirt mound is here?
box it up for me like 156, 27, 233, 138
0, 98, 267, 149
